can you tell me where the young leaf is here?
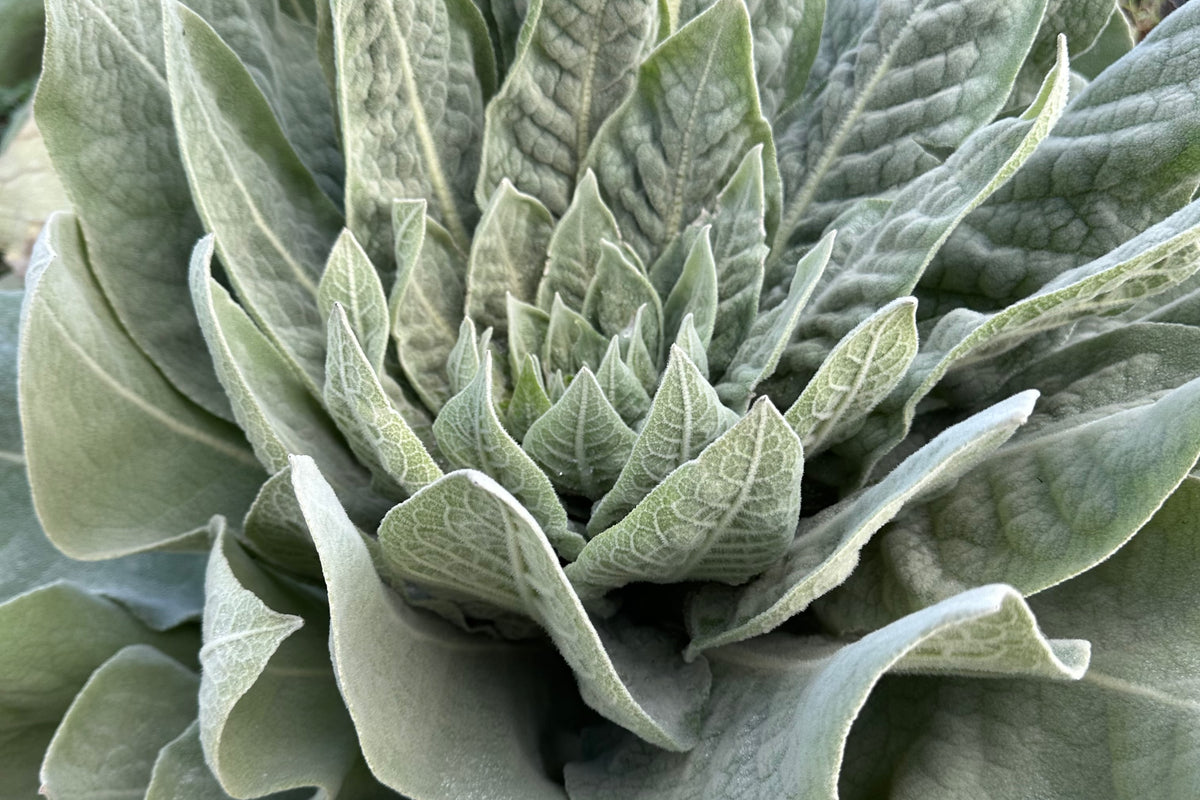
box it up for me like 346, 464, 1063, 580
586, 0, 779, 264
567, 585, 1085, 800
41, 646, 198, 800
596, 337, 653, 427
241, 466, 323, 579
377, 468, 711, 751
465, 179, 554, 333
590, 345, 731, 535
772, 0, 1047, 251
145, 722, 233, 800
333, 0, 494, 257
584, 240, 663, 343
164, 1, 342, 394
662, 228, 718, 352
672, 314, 710, 379
506, 354, 554, 442
542, 293, 611, 376
568, 397, 803, 596
290, 456, 592, 798
538, 170, 625, 311
476, 0, 656, 214
446, 317, 485, 396
325, 306, 445, 499
433, 351, 581, 558
317, 230, 390, 376
36, 0, 229, 418
785, 297, 919, 454
523, 367, 639, 499
20, 214, 263, 558
686, 391, 1037, 656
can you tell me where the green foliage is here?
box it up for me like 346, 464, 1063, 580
5, 0, 1200, 797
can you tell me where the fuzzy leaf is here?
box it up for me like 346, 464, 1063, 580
333, 0, 494, 257
318, 230, 390, 376
596, 337, 653, 426
590, 346, 732, 534
291, 456, 587, 798
434, 351, 581, 557
746, 0, 825, 121
662, 228, 718, 351
687, 391, 1037, 656
165, 1, 341, 394
477, 0, 657, 214
506, 295, 551, 377
524, 367, 639, 498
466, 179, 555, 333
378, 468, 711, 751
586, 0, 778, 264
773, 0, 1047, 250
325, 306, 445, 499
507, 354, 554, 441
585, 240, 663, 342
567, 398, 803, 596
20, 214, 262, 558
539, 170, 626, 311
567, 585, 1086, 800
543, 294, 611, 376
41, 645, 198, 800
241, 466, 322, 579
145, 722, 234, 800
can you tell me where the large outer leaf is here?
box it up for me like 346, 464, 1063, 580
841, 478, 1200, 800
165, 2, 341, 394
19, 214, 262, 558
35, 0, 228, 417
477, 0, 657, 215
567, 585, 1086, 800
0, 584, 196, 799
919, 0, 1200, 311
333, 0, 494, 258
772, 0, 1047, 252
585, 0, 779, 265
819, 374, 1200, 634
40, 645, 199, 800
199, 529, 362, 797
566, 398, 804, 596
290, 457, 572, 799
377, 469, 711, 751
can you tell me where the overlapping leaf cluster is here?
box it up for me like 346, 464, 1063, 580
4, 0, 1200, 797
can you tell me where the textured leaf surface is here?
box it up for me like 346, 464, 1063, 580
569, 398, 802, 595
662, 229, 718, 351
145, 722, 234, 800
291, 457, 578, 799
586, 0, 777, 264
0, 584, 195, 799
165, 2, 341, 393
538, 170, 625, 311
744, 0, 825, 121
567, 585, 1085, 800
379, 469, 711, 751
199, 529, 360, 797
820, 375, 1200, 634
585, 240, 663, 343
687, 391, 1037, 656
466, 179, 554, 332
524, 367, 638, 498
19, 214, 262, 557
41, 645, 198, 800
433, 351, 581, 556
841, 478, 1200, 800
773, 0, 1047, 250
477, 0, 657, 214
36, 0, 228, 417
318, 230, 390, 376
920, 1, 1200, 310
334, 0, 492, 257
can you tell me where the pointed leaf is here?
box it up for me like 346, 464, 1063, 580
585, 0, 779, 264
622, 303, 661, 394
772, 0, 1047, 251
567, 585, 1085, 800
506, 294, 551, 376
433, 351, 581, 557
325, 306, 445, 499
378, 468, 711, 751
538, 170, 625, 311
290, 456, 585, 798
447, 317, 485, 396
146, 722, 234, 800
333, 0, 493, 257
524, 367, 639, 498
596, 337, 653, 426
507, 354, 554, 442
318, 230, 390, 376
543, 293, 611, 376
662, 228, 718, 351
242, 466, 322, 578
567, 397, 802, 596
747, 0, 825, 121
36, 0, 228, 417
584, 240, 664, 343
20, 214, 262, 558
477, 0, 657, 214
687, 391, 1037, 656
466, 179, 555, 332
785, 297, 919, 454
672, 314, 710, 379
590, 345, 730, 534
165, 2, 341, 394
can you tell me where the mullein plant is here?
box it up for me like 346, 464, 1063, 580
4, 0, 1200, 797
